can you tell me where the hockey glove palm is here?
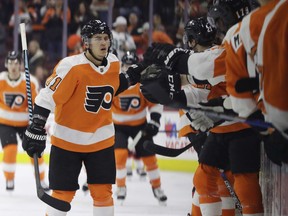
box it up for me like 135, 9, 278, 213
22, 115, 47, 158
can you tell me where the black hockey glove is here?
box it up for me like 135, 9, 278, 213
198, 96, 235, 115
143, 112, 161, 138
143, 43, 190, 70
263, 129, 288, 166
22, 115, 47, 158
140, 64, 182, 105
187, 132, 207, 156
125, 62, 148, 85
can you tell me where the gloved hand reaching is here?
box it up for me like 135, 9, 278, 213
188, 112, 216, 132
125, 62, 148, 85
143, 43, 190, 69
143, 119, 160, 138
22, 115, 47, 158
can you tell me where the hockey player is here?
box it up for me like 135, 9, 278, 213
140, 1, 264, 215
178, 17, 239, 216
254, 0, 288, 162
0, 51, 49, 191
225, 0, 287, 165
21, 19, 147, 216
112, 51, 167, 205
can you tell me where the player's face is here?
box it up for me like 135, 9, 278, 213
7, 59, 20, 74
89, 33, 110, 59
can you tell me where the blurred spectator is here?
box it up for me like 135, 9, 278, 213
133, 22, 174, 56
111, 16, 136, 60
89, 0, 110, 23
28, 40, 45, 75
153, 14, 165, 32
34, 65, 50, 88
0, 21, 6, 57
8, 0, 37, 47
41, 0, 71, 64
127, 12, 142, 36
114, 0, 142, 18
70, 1, 96, 35
67, 34, 83, 56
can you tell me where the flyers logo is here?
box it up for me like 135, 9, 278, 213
119, 96, 140, 111
84, 86, 114, 113
4, 93, 25, 108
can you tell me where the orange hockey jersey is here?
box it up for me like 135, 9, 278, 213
256, 0, 288, 135
112, 83, 163, 126
35, 52, 121, 153
0, 72, 38, 127
225, 0, 280, 118
178, 44, 249, 137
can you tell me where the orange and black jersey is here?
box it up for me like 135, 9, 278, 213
112, 83, 163, 126
0, 72, 38, 127
35, 52, 127, 153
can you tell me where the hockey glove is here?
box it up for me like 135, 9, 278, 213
188, 111, 218, 132
198, 96, 235, 114
140, 64, 182, 104
263, 129, 288, 166
143, 43, 190, 70
22, 115, 47, 158
125, 62, 148, 85
187, 132, 207, 155
143, 112, 161, 138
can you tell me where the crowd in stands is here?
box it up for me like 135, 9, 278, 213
0, 0, 210, 86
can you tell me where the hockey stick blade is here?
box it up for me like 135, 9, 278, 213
143, 140, 193, 157
33, 154, 71, 212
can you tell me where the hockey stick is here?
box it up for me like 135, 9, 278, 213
219, 169, 242, 214
20, 23, 71, 212
128, 130, 143, 151
141, 82, 273, 129
143, 140, 194, 157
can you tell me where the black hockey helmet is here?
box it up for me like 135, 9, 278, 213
183, 16, 216, 47
121, 51, 139, 65
207, 0, 251, 32
81, 19, 112, 49
5, 51, 21, 67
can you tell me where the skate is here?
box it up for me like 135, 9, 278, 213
136, 167, 147, 181
116, 186, 127, 205
126, 166, 133, 180
6, 180, 14, 191
152, 187, 167, 205
82, 183, 89, 194
41, 180, 50, 191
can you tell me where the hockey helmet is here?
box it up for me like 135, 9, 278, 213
207, 0, 251, 32
81, 19, 112, 48
183, 17, 216, 47
121, 51, 139, 65
5, 51, 21, 68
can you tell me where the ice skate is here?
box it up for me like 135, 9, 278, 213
6, 180, 14, 191
41, 180, 50, 191
152, 187, 167, 205
116, 186, 127, 205
126, 166, 133, 180
136, 167, 147, 181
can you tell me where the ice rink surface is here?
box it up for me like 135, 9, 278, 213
0, 164, 193, 216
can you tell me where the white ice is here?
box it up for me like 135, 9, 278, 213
0, 164, 193, 216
